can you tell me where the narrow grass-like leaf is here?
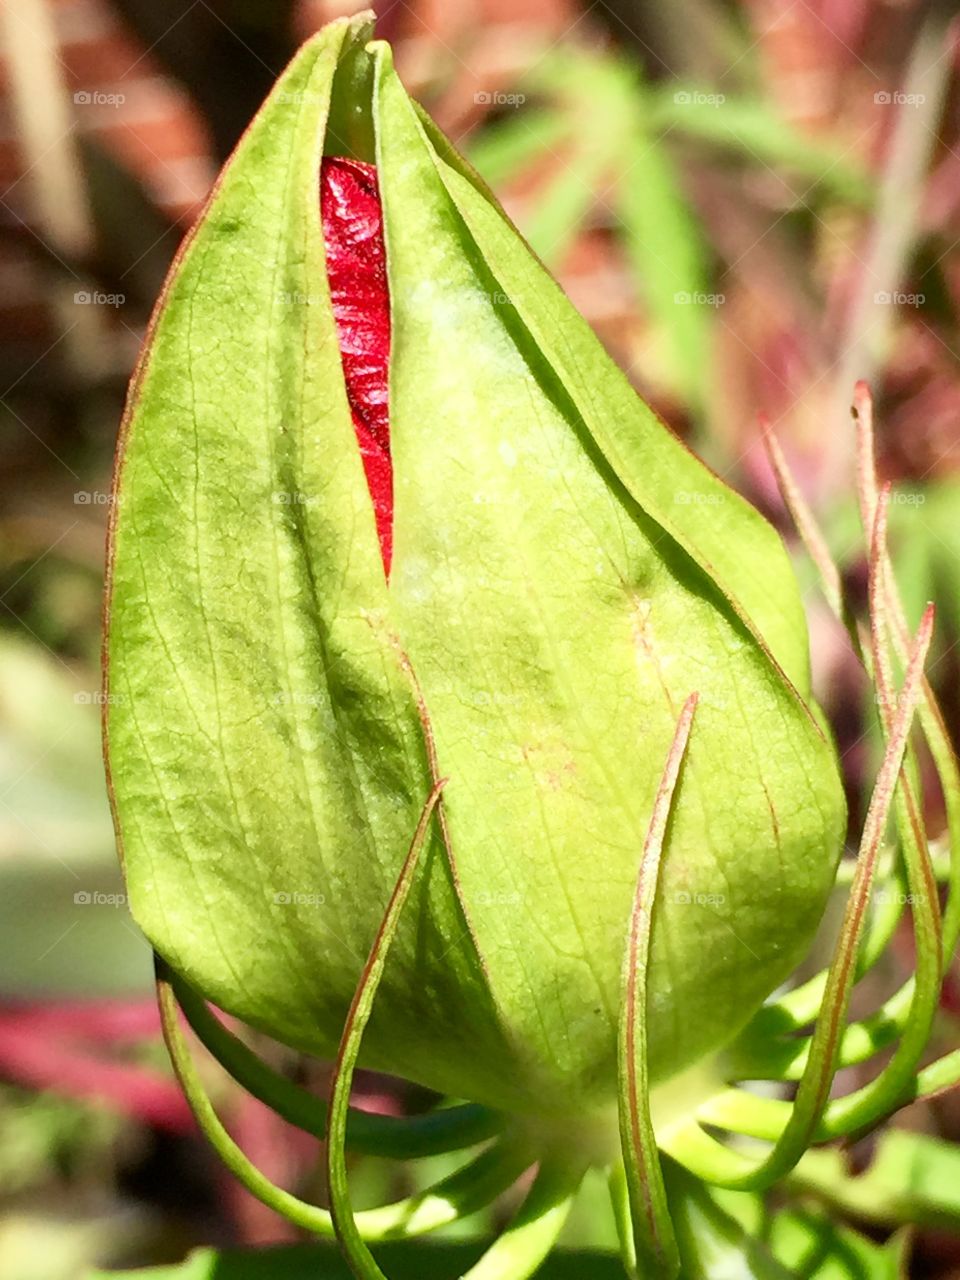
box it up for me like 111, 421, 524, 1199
618, 694, 698, 1278
618, 99, 712, 411
648, 92, 873, 206
467, 111, 572, 191
468, 46, 715, 407
514, 48, 634, 265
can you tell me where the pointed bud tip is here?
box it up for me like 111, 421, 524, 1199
851, 380, 873, 418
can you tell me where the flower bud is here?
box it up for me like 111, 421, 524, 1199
104, 14, 846, 1125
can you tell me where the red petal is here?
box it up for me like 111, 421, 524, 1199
320, 156, 393, 575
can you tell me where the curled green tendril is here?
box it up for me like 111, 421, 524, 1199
169, 968, 503, 1159
156, 955, 529, 1244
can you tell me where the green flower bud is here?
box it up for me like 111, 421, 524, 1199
104, 13, 845, 1132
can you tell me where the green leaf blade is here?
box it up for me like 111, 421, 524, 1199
374, 44, 846, 1109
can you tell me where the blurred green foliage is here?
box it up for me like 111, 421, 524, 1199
467, 44, 872, 416
0, 635, 152, 1000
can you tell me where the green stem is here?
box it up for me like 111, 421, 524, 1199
460, 1154, 586, 1280
692, 1042, 960, 1148
608, 1161, 637, 1279
170, 968, 503, 1158
732, 977, 914, 1081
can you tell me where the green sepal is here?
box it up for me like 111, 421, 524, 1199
104, 15, 510, 1110
374, 42, 845, 1097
